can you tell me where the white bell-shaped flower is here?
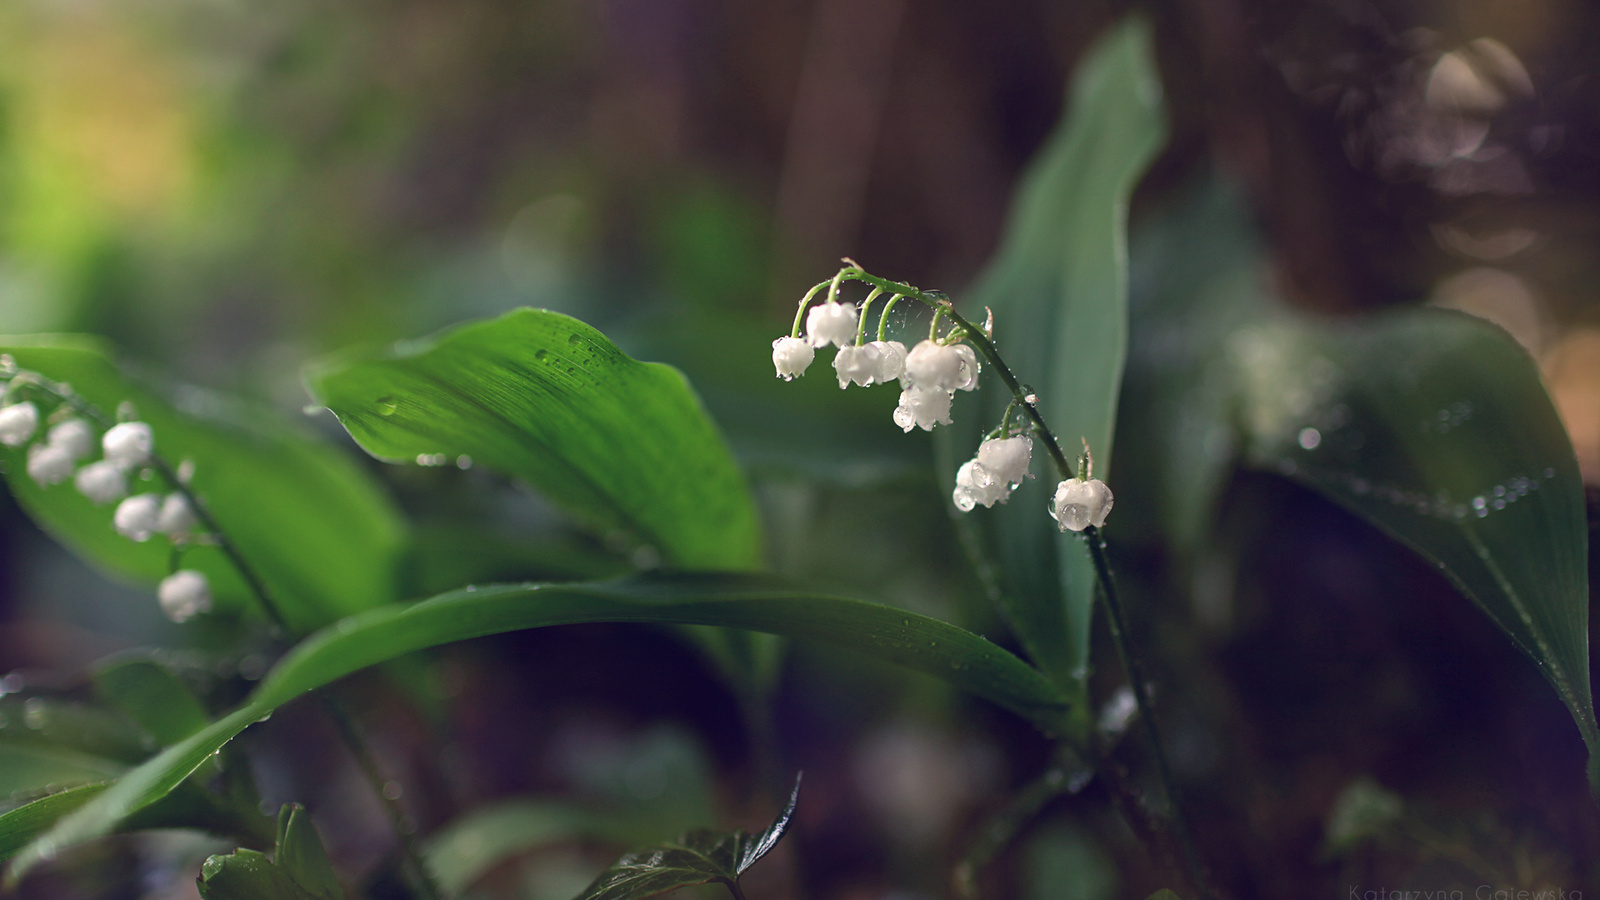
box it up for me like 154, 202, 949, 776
48, 418, 95, 461
772, 337, 814, 381
103, 422, 154, 469
156, 493, 199, 537
158, 570, 212, 623
903, 340, 978, 392
27, 442, 75, 486
977, 435, 1032, 488
1050, 478, 1113, 532
0, 402, 39, 447
833, 343, 882, 388
892, 386, 953, 432
868, 340, 906, 382
952, 459, 1007, 511
805, 301, 859, 348
113, 493, 163, 542
76, 459, 128, 505
952, 344, 980, 391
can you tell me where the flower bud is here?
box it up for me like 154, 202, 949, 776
103, 422, 154, 469
804, 301, 859, 349
113, 493, 163, 541
1050, 478, 1113, 532
27, 442, 75, 486
158, 570, 212, 623
75, 459, 128, 505
772, 337, 815, 381
0, 402, 39, 447
47, 418, 95, 461
833, 343, 882, 388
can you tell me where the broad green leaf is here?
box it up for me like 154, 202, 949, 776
93, 656, 209, 746
575, 775, 799, 900
197, 804, 343, 900
947, 16, 1167, 707
0, 784, 107, 862
0, 697, 152, 764
1231, 308, 1600, 779
0, 744, 125, 800
304, 308, 760, 571
9, 574, 1065, 881
1122, 173, 1599, 783
198, 851, 322, 900
0, 336, 406, 632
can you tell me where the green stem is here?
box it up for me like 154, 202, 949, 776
876, 294, 903, 342
838, 267, 1072, 480
790, 281, 831, 339
855, 287, 884, 345
1084, 526, 1212, 900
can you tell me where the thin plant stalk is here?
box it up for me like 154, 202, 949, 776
815, 263, 1215, 900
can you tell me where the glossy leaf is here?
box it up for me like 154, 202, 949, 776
0, 784, 107, 862
0, 744, 125, 800
197, 804, 342, 900
1122, 174, 1599, 783
574, 775, 799, 900
0, 336, 406, 632
8, 574, 1064, 881
1232, 308, 1600, 778
947, 16, 1167, 705
305, 308, 760, 571
93, 656, 209, 747
425, 803, 631, 896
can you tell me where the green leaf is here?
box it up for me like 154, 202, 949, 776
0, 784, 108, 863
273, 804, 342, 900
8, 574, 1064, 882
1232, 307, 1600, 780
198, 850, 322, 900
575, 774, 799, 900
304, 308, 760, 571
197, 804, 343, 900
1123, 174, 1599, 784
0, 336, 406, 633
93, 656, 210, 746
948, 16, 1167, 707
0, 744, 125, 801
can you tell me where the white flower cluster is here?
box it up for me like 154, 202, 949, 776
773, 299, 980, 434
0, 363, 211, 622
952, 435, 1032, 511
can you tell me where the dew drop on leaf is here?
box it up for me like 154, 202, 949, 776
376, 396, 399, 416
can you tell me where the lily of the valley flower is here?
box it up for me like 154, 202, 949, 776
76, 459, 129, 505
114, 493, 164, 541
48, 419, 94, 461
892, 385, 953, 432
158, 570, 212, 623
0, 402, 39, 447
1050, 477, 1113, 532
103, 422, 154, 469
903, 340, 979, 393
27, 442, 75, 486
833, 343, 882, 388
868, 340, 907, 382
952, 435, 1033, 511
772, 337, 815, 381
805, 301, 860, 348
157, 493, 199, 538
